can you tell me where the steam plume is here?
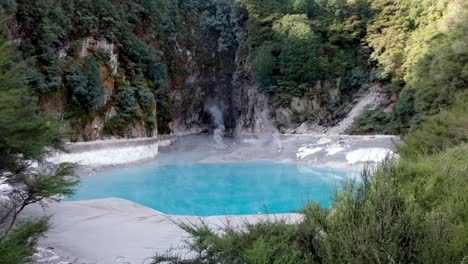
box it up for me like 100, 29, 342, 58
205, 99, 226, 147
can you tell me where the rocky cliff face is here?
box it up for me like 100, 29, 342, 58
167, 15, 347, 137
40, 37, 157, 141
168, 42, 238, 135
168, 26, 281, 137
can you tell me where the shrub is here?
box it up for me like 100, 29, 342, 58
104, 113, 128, 137
398, 93, 468, 157
253, 44, 276, 89
0, 219, 49, 264
67, 58, 105, 110
0, 32, 78, 263
137, 88, 155, 111
347, 108, 395, 135
394, 145, 468, 262
156, 91, 173, 135
147, 61, 167, 87
341, 66, 370, 93
114, 86, 138, 116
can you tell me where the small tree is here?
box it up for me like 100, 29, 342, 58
0, 25, 78, 263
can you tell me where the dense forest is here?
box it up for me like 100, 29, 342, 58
0, 0, 467, 263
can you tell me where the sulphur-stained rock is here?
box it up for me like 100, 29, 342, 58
290, 96, 313, 113
80, 37, 119, 76
105, 107, 117, 120
275, 107, 295, 131
128, 122, 150, 138
294, 122, 327, 134
101, 66, 115, 105
327, 78, 341, 101
85, 116, 104, 141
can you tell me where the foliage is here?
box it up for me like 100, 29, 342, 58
104, 86, 139, 136
398, 93, 468, 157
252, 44, 276, 89
114, 86, 138, 116
67, 57, 105, 110
104, 113, 128, 137
347, 107, 396, 135
0, 23, 78, 262
156, 90, 173, 135
137, 88, 155, 111
0, 219, 49, 264
0, 37, 63, 173
394, 145, 468, 262
364, 0, 468, 131
408, 28, 468, 119
201, 0, 244, 53
154, 220, 304, 264
245, 0, 372, 119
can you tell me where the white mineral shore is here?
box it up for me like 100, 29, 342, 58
296, 146, 323, 159
27, 198, 302, 264
47, 136, 175, 167
346, 147, 397, 164
48, 143, 158, 166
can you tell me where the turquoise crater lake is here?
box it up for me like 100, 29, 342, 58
67, 162, 349, 216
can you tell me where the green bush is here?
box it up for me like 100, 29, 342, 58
253, 44, 276, 89
394, 145, 468, 262
66, 57, 105, 110
104, 113, 128, 137
114, 86, 138, 116
137, 88, 155, 111
347, 108, 396, 135
399, 93, 468, 157
0, 29, 78, 263
0, 219, 49, 264
156, 91, 173, 135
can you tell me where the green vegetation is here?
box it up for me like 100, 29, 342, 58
68, 57, 105, 110
0, 34, 63, 173
0, 218, 49, 264
362, 0, 468, 133
244, 0, 372, 123
0, 0, 200, 137
347, 108, 396, 135
398, 93, 468, 157
0, 23, 78, 263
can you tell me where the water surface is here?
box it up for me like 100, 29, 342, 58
67, 162, 348, 216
